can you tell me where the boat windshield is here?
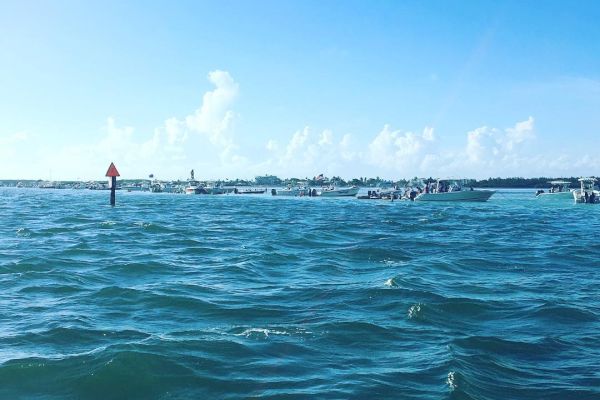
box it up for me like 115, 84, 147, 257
434, 179, 464, 193
548, 181, 570, 192
578, 178, 597, 190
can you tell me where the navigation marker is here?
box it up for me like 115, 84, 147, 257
105, 162, 120, 206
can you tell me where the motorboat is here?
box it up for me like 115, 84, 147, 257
356, 188, 402, 200
122, 183, 148, 192
234, 188, 266, 195
150, 179, 164, 193
185, 181, 203, 195
415, 179, 495, 202
39, 181, 56, 189
573, 177, 599, 204
274, 186, 309, 196
203, 183, 226, 195
535, 180, 573, 199
184, 169, 203, 195
318, 186, 360, 197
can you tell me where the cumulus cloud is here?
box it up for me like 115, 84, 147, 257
366, 125, 436, 172
185, 70, 239, 148
504, 116, 534, 150
9, 66, 596, 181
28, 70, 246, 180
464, 116, 535, 173
261, 127, 362, 177
257, 116, 570, 179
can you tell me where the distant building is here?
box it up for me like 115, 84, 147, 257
255, 175, 282, 186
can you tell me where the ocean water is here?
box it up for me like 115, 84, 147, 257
1, 188, 599, 400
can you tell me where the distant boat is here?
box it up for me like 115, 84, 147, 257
275, 186, 308, 196
318, 186, 360, 197
122, 183, 148, 192
415, 179, 495, 202
185, 180, 202, 195
150, 180, 164, 193
204, 183, 226, 195
573, 177, 599, 204
235, 188, 266, 195
39, 181, 56, 189
536, 180, 573, 199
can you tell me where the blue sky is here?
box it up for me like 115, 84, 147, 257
1, 0, 599, 180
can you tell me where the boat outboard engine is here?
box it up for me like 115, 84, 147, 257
409, 190, 417, 201
536, 190, 544, 196
234, 188, 239, 194
312, 189, 317, 197
271, 188, 277, 196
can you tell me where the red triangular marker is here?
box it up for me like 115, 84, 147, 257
105, 162, 120, 177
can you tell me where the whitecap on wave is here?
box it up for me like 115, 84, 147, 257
408, 303, 423, 319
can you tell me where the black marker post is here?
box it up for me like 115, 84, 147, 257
105, 162, 120, 206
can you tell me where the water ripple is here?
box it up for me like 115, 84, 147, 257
1, 188, 599, 399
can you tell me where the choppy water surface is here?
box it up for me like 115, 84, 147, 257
1, 188, 599, 399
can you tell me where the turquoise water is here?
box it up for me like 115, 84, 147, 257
1, 188, 599, 399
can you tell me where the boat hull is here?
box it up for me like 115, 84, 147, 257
205, 187, 225, 195
319, 187, 360, 197
276, 189, 307, 196
573, 190, 600, 204
415, 190, 495, 202
238, 190, 266, 195
185, 187, 203, 195
536, 191, 573, 200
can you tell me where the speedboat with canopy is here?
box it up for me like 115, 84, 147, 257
318, 186, 360, 197
414, 179, 495, 202
536, 180, 573, 199
573, 178, 599, 204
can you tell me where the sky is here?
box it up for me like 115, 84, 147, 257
1, 0, 599, 180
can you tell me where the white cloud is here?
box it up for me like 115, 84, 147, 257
504, 116, 534, 150
266, 139, 279, 152
25, 70, 247, 180
318, 129, 333, 146
366, 125, 436, 172
260, 127, 363, 177
460, 116, 537, 176
6, 65, 596, 182
254, 116, 597, 179
184, 70, 239, 148
466, 126, 496, 163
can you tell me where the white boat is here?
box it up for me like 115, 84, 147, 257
415, 179, 495, 202
184, 170, 202, 195
185, 180, 203, 195
318, 186, 360, 197
274, 186, 308, 196
122, 183, 148, 192
573, 178, 599, 204
234, 188, 266, 195
204, 183, 226, 195
150, 180, 164, 193
39, 181, 56, 189
536, 180, 573, 199
357, 188, 403, 200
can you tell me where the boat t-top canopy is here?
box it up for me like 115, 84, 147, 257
549, 180, 570, 185
578, 177, 597, 182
